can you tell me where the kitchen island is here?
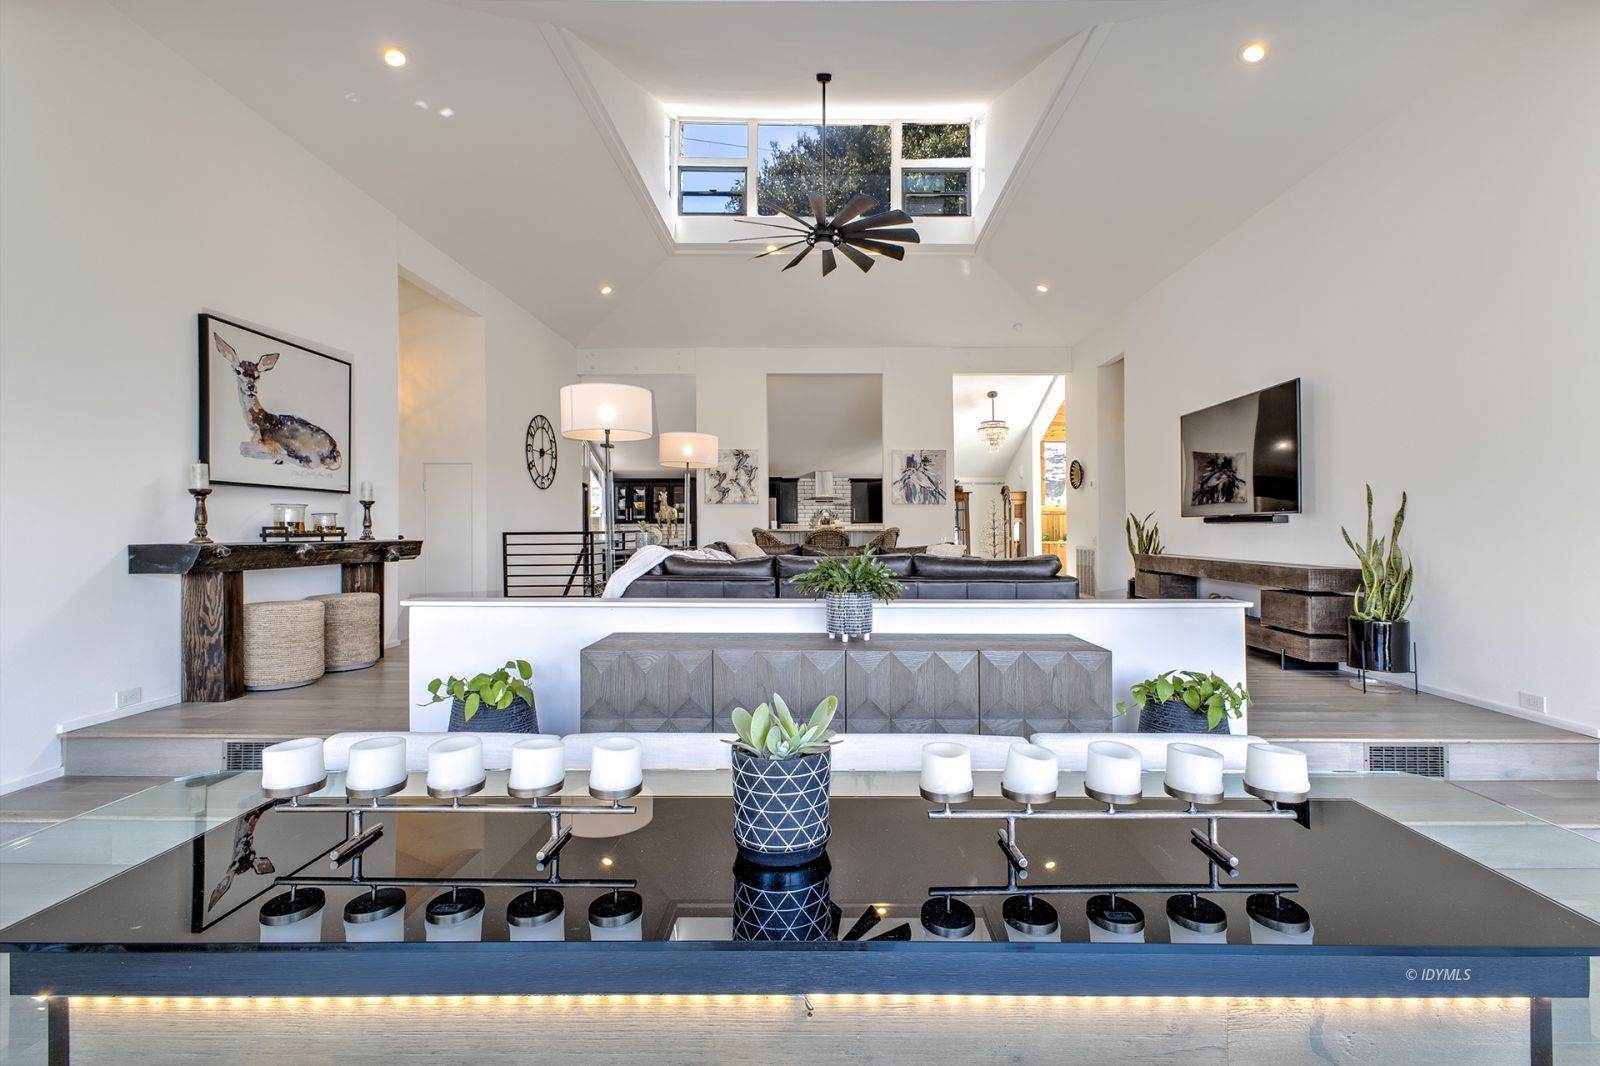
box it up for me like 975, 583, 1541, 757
763, 523, 886, 548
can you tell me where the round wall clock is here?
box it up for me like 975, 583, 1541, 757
1069, 460, 1085, 490
525, 415, 557, 489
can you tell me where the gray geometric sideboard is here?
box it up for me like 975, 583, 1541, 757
579, 633, 1112, 735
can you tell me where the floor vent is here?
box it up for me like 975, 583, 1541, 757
1075, 548, 1097, 599
1366, 744, 1447, 777
224, 741, 274, 771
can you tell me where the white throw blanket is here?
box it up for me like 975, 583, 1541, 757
602, 544, 712, 598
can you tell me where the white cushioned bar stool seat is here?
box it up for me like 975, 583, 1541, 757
1029, 733, 1265, 771
243, 599, 325, 691
307, 591, 380, 671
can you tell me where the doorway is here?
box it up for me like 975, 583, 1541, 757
422, 462, 474, 594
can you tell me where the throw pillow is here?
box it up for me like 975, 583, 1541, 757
726, 541, 767, 560
700, 548, 736, 561
924, 542, 966, 558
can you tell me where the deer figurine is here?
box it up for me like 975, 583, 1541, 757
655, 488, 680, 545
215, 333, 342, 470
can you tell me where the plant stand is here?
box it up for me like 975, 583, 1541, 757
1355, 640, 1420, 695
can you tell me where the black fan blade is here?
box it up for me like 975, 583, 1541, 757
765, 201, 818, 231
749, 238, 808, 260
821, 247, 837, 276
845, 237, 906, 261
780, 244, 814, 271
808, 193, 828, 224
851, 227, 920, 244
841, 906, 881, 942
829, 192, 879, 229
730, 234, 805, 243
869, 923, 912, 942
731, 217, 812, 235
840, 209, 913, 233
836, 242, 874, 273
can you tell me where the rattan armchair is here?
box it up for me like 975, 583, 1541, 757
752, 528, 787, 551
803, 527, 851, 551
864, 527, 900, 553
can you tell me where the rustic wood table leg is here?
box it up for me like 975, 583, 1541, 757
342, 561, 385, 657
181, 571, 244, 702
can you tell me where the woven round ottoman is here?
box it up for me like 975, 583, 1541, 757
243, 600, 325, 691
308, 592, 381, 672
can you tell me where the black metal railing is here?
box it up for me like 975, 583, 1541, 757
501, 529, 646, 597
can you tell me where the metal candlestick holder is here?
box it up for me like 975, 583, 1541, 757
358, 499, 375, 541
189, 488, 213, 545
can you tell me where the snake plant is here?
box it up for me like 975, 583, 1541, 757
1341, 485, 1414, 622
731, 694, 840, 759
1125, 511, 1164, 559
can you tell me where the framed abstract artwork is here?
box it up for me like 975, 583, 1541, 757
706, 448, 760, 504
198, 314, 351, 493
890, 449, 948, 505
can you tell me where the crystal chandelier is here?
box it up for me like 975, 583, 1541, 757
978, 390, 1009, 452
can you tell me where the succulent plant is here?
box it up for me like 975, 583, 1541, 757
1341, 485, 1414, 622
1125, 511, 1164, 559
731, 694, 840, 759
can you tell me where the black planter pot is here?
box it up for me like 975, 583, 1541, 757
447, 695, 538, 733
1347, 618, 1414, 673
731, 746, 831, 867
1139, 698, 1228, 734
732, 854, 836, 941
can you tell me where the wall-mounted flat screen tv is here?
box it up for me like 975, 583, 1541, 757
1179, 378, 1302, 518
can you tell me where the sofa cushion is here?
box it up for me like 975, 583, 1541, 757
661, 555, 775, 578
724, 541, 767, 560
923, 542, 966, 558
914, 554, 1062, 579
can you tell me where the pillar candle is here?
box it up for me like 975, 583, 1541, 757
1085, 740, 1142, 798
260, 737, 325, 792
920, 742, 973, 797
188, 462, 210, 490
1244, 743, 1311, 797
1001, 743, 1059, 798
510, 737, 566, 793
427, 735, 485, 792
589, 737, 643, 794
359, 481, 374, 501
345, 736, 407, 794
1164, 743, 1225, 798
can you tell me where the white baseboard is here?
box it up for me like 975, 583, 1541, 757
1334, 666, 1599, 740
55, 691, 180, 735
0, 764, 65, 796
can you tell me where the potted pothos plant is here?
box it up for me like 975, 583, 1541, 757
788, 551, 904, 642
1342, 485, 1415, 673
1125, 511, 1164, 598
729, 694, 840, 866
422, 659, 538, 733
1118, 670, 1249, 734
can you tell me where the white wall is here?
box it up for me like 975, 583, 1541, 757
578, 348, 1070, 548
1084, 12, 1600, 732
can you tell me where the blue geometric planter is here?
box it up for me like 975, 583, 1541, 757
730, 746, 831, 867
732, 854, 836, 941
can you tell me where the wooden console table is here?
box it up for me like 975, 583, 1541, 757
129, 540, 422, 702
1133, 554, 1358, 667
580, 632, 1113, 735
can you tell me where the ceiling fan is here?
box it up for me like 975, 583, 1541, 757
732, 73, 920, 276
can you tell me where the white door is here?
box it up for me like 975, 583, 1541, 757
423, 462, 474, 594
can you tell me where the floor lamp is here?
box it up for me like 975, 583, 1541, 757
559, 383, 654, 581
658, 432, 718, 549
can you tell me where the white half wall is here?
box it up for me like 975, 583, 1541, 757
1075, 9, 1600, 732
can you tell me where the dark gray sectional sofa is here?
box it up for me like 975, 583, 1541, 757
619, 553, 1078, 599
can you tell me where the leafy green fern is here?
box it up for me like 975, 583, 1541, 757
732, 694, 840, 759
423, 659, 534, 722
788, 550, 905, 601
1341, 485, 1414, 622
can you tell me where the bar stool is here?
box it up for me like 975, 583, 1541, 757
243, 600, 325, 691
308, 591, 380, 672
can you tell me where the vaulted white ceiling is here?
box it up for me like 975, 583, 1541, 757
111, 0, 1572, 350
952, 373, 1056, 479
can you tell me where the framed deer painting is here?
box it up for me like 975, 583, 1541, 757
198, 314, 352, 493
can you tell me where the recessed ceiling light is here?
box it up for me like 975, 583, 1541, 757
438, 108, 454, 118
599, 285, 614, 295
765, 244, 778, 253
1240, 41, 1267, 63
1035, 283, 1049, 293
383, 47, 407, 68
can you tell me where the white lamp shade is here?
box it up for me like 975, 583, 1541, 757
509, 737, 566, 793
1165, 743, 1225, 798
345, 736, 407, 794
1244, 743, 1311, 796
1002, 742, 1059, 798
920, 742, 974, 798
559, 383, 653, 442
427, 735, 486, 792
260, 737, 325, 792
658, 431, 719, 469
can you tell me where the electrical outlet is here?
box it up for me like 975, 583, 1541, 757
115, 686, 142, 710
1517, 691, 1547, 714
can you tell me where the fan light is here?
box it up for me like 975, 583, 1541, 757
1240, 41, 1267, 63
383, 48, 408, 68
731, 74, 920, 276
599, 285, 614, 295
978, 390, 1009, 452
